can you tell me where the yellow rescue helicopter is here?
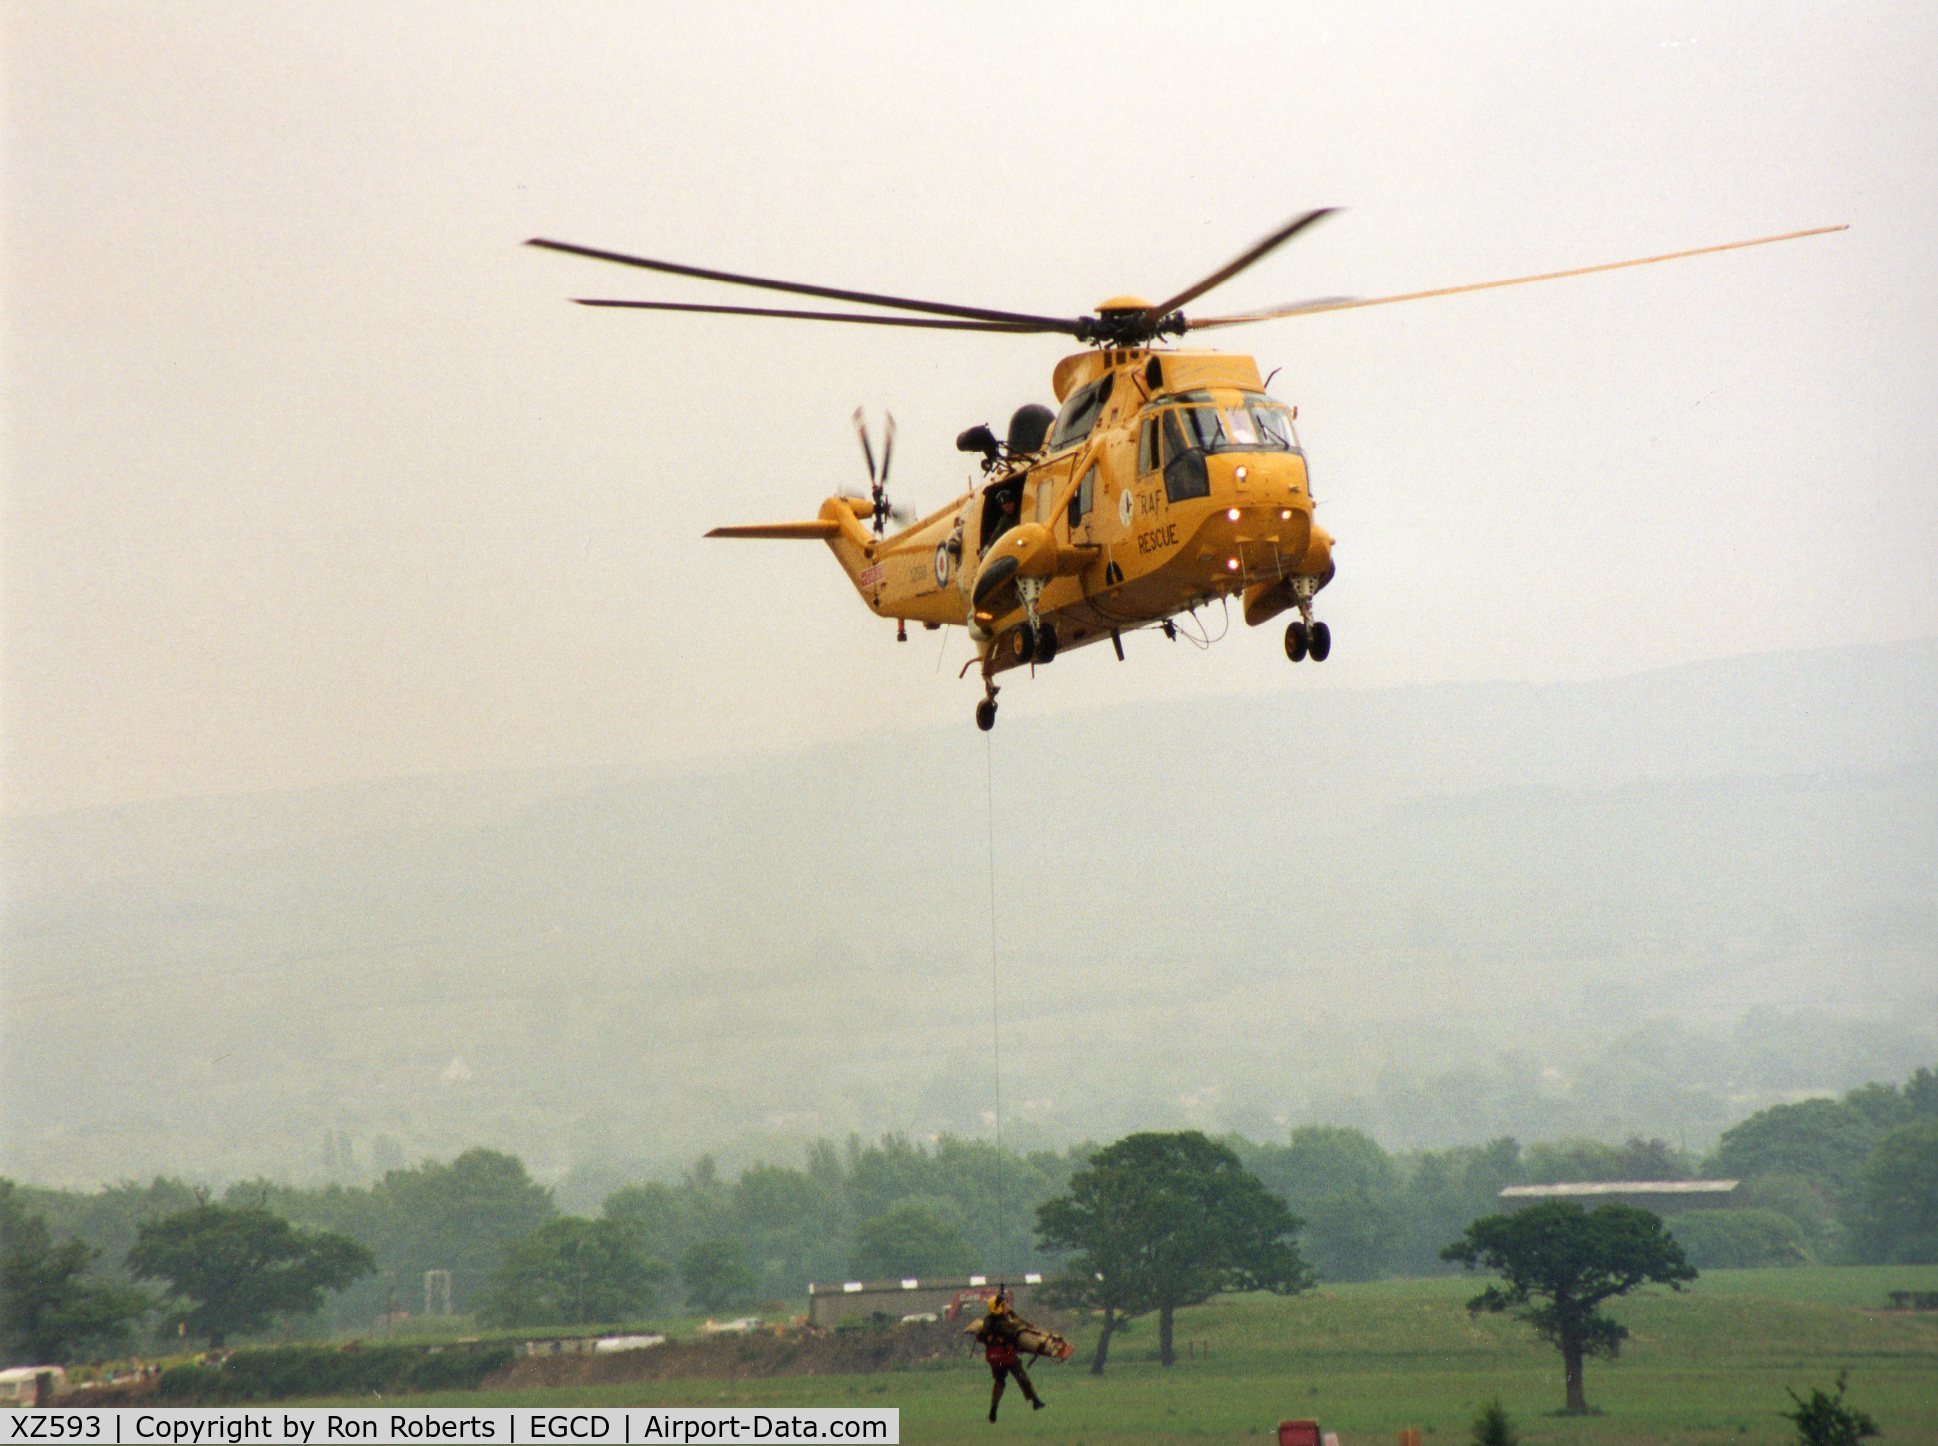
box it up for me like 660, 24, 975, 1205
528, 214, 1843, 731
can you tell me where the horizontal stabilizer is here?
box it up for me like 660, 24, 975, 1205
705, 521, 841, 539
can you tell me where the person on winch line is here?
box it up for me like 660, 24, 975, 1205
978, 1289, 1045, 1422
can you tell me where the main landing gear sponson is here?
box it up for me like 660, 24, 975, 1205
1285, 619, 1332, 662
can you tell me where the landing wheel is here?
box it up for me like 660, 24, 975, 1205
1007, 627, 1034, 664
1034, 623, 1059, 663
1308, 621, 1332, 661
1284, 620, 1309, 662
975, 698, 998, 732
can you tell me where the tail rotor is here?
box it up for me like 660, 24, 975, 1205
852, 407, 909, 535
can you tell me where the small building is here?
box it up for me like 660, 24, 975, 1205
807, 1272, 1050, 1329
0, 1367, 67, 1408
1498, 1180, 1740, 1213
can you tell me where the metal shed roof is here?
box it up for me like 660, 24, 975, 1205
1499, 1180, 1740, 1198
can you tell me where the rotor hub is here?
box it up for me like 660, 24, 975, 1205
1076, 300, 1185, 348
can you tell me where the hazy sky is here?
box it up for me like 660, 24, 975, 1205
6, 1, 1934, 815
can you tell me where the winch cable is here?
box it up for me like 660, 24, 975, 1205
984, 731, 1007, 1267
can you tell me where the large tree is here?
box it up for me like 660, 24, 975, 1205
1035, 1172, 1149, 1376
680, 1238, 760, 1315
1443, 1201, 1697, 1413
1663, 1207, 1807, 1269
1036, 1132, 1313, 1371
126, 1203, 374, 1348
1706, 1098, 1878, 1198
1244, 1126, 1404, 1282
1, 1182, 148, 1365
1524, 1136, 1692, 1185
1393, 1137, 1526, 1276
1845, 1117, 1938, 1264
848, 1200, 974, 1280
603, 1179, 714, 1282
368, 1149, 555, 1314
480, 1217, 668, 1327
728, 1165, 841, 1296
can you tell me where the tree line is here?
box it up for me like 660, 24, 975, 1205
6, 1132, 1716, 1420
6, 1064, 1932, 1368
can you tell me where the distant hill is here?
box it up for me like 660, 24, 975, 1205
4, 640, 1935, 1187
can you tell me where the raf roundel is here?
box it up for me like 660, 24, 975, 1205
934, 543, 953, 587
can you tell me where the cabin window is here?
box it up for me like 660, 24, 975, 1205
1137, 417, 1160, 474
1048, 376, 1112, 452
1068, 465, 1096, 529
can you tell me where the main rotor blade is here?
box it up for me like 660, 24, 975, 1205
569, 298, 1066, 332
530, 238, 1081, 330
1144, 208, 1338, 324
1186, 224, 1849, 331
853, 407, 878, 483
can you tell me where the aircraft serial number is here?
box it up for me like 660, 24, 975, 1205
1136, 524, 1179, 554
7, 1418, 101, 1440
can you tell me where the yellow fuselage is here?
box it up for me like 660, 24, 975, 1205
814, 348, 1335, 671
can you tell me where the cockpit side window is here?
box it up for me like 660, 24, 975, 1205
1160, 410, 1187, 469
1048, 376, 1112, 452
1161, 410, 1209, 503
1176, 406, 1228, 453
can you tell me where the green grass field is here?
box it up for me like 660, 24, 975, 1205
326, 1266, 1938, 1444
